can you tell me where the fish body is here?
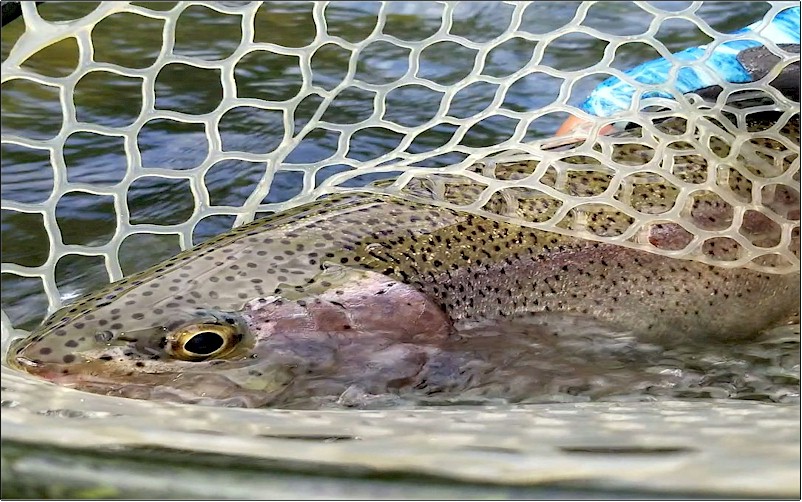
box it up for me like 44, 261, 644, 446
8, 114, 800, 407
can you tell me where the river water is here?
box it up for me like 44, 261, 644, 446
1, 1, 799, 498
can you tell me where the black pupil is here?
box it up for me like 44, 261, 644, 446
184, 331, 225, 355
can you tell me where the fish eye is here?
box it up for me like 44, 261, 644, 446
168, 323, 241, 361
184, 331, 224, 354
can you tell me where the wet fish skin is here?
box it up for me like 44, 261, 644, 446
9, 190, 799, 406
7, 113, 800, 407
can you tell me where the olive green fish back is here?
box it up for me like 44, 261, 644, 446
381, 110, 799, 274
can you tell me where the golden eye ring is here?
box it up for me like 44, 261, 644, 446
168, 323, 242, 361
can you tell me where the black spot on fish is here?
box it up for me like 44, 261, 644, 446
63, 354, 76, 363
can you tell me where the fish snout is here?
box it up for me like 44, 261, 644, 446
10, 330, 103, 368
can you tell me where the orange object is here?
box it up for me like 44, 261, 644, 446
555, 114, 589, 136
556, 114, 615, 137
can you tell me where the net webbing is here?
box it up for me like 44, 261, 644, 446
1, 1, 799, 335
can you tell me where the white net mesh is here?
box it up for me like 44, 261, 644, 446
1, 1, 799, 336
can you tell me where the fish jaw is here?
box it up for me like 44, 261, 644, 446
13, 345, 292, 408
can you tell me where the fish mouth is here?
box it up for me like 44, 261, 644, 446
14, 357, 289, 408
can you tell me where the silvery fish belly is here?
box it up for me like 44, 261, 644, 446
8, 115, 801, 408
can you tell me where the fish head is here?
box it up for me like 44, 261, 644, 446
6, 193, 463, 407
9, 299, 296, 407
9, 263, 453, 407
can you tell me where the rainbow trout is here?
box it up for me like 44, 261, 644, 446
8, 115, 800, 407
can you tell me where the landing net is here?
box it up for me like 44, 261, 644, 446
1, 1, 799, 334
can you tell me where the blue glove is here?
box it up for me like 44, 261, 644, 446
579, 6, 800, 118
